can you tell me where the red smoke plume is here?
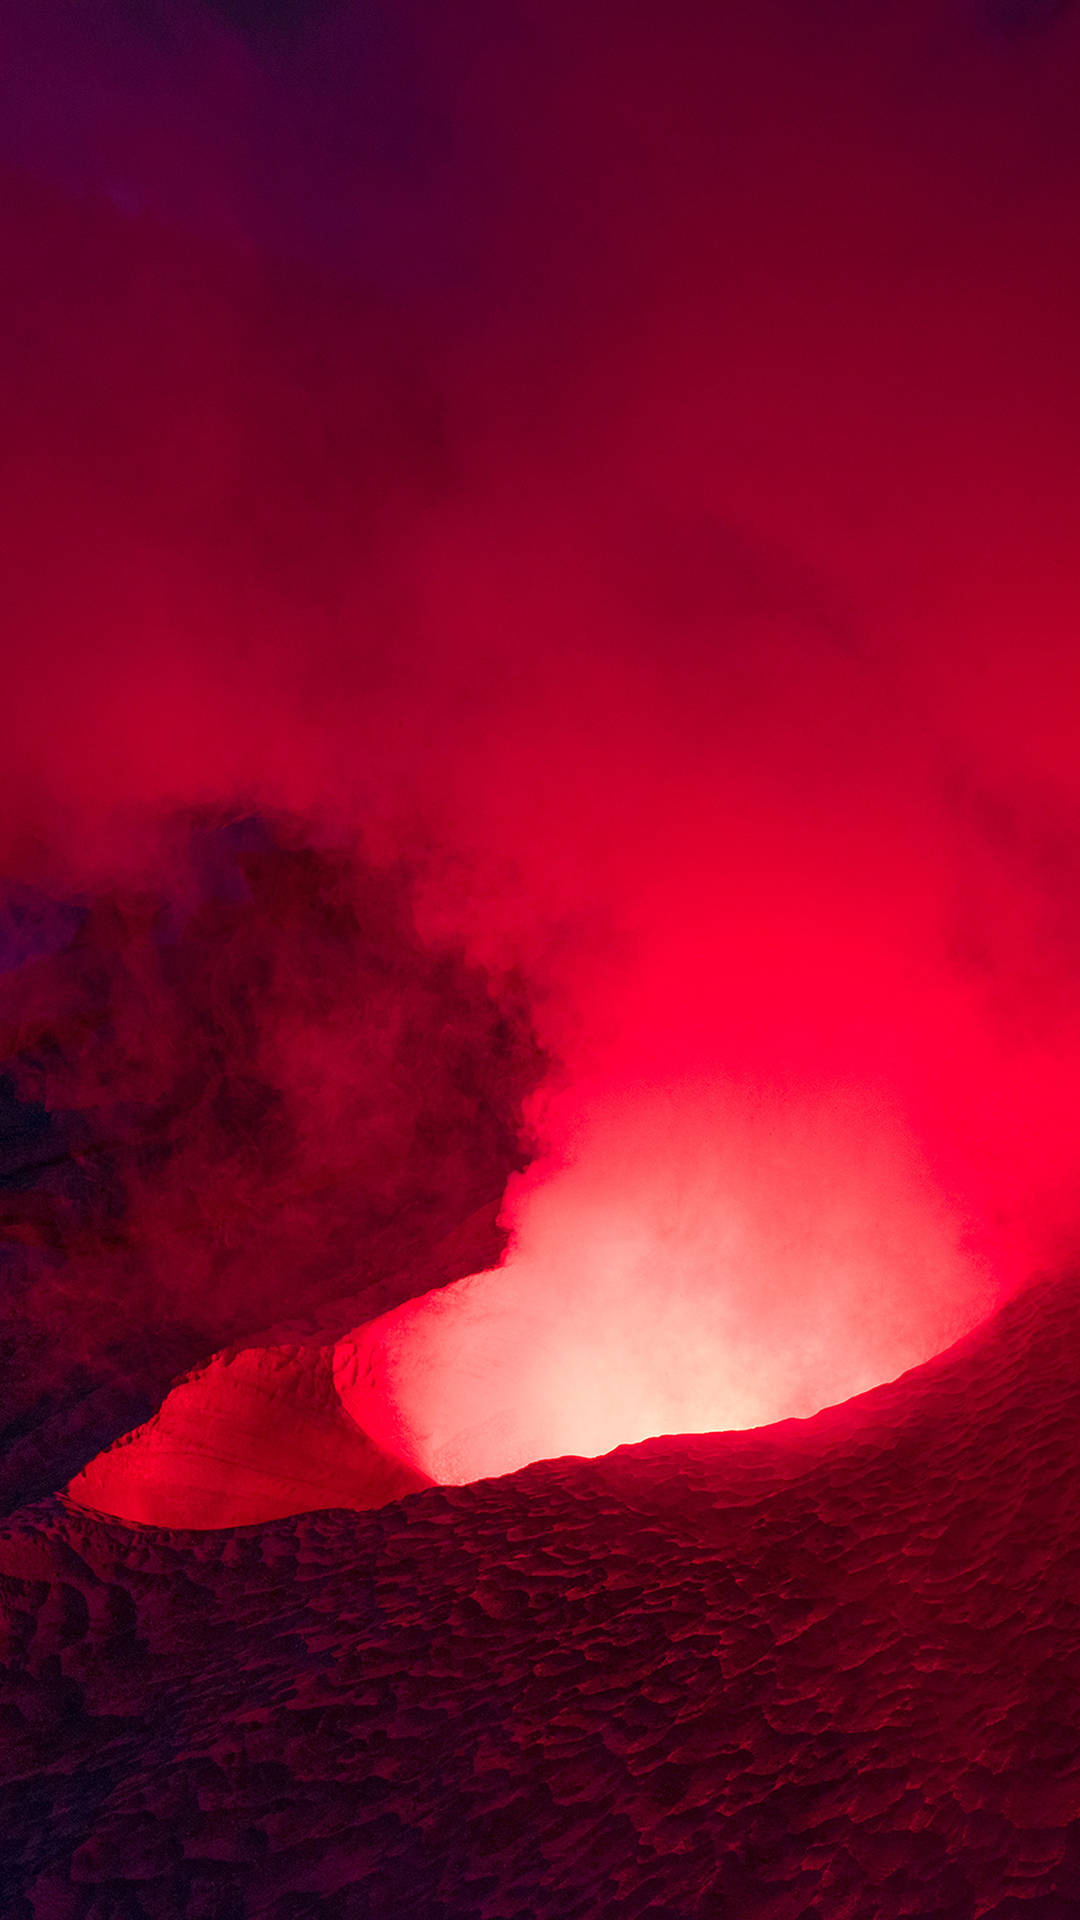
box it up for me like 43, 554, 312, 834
5, 0, 1080, 1475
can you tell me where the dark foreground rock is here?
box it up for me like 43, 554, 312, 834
3, 1269, 1080, 1917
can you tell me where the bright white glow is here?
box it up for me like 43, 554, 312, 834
334, 1078, 994, 1483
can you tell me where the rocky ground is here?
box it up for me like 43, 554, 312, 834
3, 1268, 1080, 1916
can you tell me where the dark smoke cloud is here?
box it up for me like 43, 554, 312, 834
984, 0, 1071, 36
0, 816, 545, 1509
4, 0, 1080, 1480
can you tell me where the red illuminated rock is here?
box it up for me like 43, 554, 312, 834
65, 1341, 430, 1528
5, 1267, 1080, 1915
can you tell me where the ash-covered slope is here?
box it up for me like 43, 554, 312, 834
3, 1269, 1080, 1917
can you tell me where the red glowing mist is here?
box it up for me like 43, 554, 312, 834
7, 0, 1080, 1490
332, 1078, 991, 1485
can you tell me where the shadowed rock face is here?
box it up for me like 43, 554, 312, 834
4, 1267, 1080, 1915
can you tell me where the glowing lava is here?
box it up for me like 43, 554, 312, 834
67, 1076, 996, 1529
332, 1077, 994, 1485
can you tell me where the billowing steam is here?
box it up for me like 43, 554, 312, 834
5, 0, 1080, 1493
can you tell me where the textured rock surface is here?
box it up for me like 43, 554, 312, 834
3, 1269, 1080, 1916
